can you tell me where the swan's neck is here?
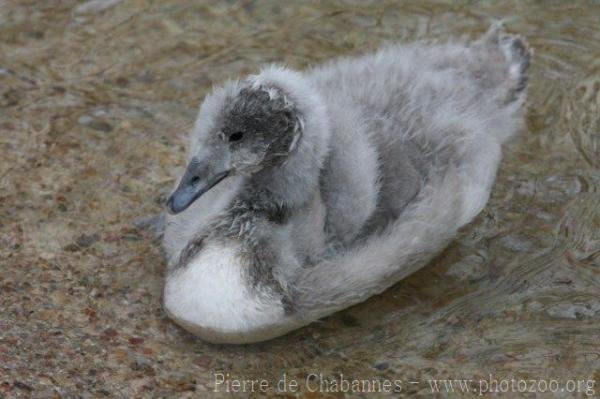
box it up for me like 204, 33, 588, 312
246, 66, 332, 210
248, 146, 323, 211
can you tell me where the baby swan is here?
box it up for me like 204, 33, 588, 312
162, 24, 531, 344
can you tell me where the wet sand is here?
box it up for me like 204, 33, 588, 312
1, 1, 599, 397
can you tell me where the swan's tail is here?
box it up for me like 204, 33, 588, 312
474, 22, 533, 109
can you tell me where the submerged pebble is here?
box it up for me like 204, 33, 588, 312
546, 302, 600, 319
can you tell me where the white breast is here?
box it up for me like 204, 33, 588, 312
163, 243, 301, 344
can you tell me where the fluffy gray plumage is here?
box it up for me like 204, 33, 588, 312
161, 23, 531, 343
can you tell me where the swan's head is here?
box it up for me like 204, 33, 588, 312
167, 66, 330, 214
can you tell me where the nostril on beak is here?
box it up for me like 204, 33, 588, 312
190, 176, 200, 185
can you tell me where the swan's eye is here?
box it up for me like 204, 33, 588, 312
229, 131, 244, 142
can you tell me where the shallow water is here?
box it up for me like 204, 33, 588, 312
1, 1, 599, 396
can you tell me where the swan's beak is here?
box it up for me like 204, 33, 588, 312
166, 156, 230, 214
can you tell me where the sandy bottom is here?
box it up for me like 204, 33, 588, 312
1, 1, 599, 397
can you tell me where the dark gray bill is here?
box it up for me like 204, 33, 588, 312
166, 162, 229, 214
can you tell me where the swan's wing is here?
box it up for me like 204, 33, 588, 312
293, 23, 531, 321
293, 161, 475, 320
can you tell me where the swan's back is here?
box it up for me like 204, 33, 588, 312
311, 23, 530, 242
295, 24, 531, 316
